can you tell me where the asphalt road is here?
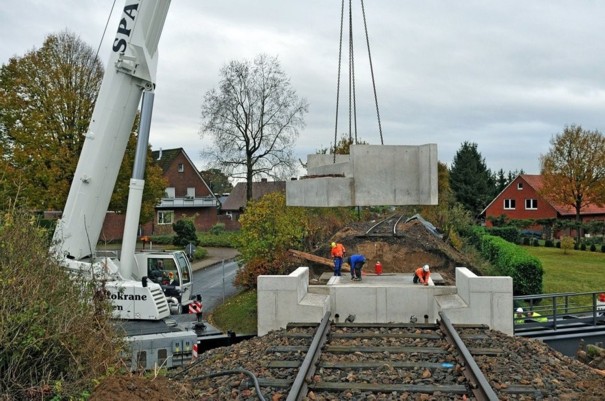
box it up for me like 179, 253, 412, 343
192, 259, 240, 313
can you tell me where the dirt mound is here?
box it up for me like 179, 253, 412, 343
316, 219, 475, 285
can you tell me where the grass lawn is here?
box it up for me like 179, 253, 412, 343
523, 246, 605, 294
209, 289, 257, 334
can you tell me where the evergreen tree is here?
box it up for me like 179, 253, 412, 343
449, 141, 495, 217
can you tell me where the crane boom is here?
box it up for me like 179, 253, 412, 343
53, 0, 170, 260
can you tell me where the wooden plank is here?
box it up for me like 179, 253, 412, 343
288, 249, 351, 272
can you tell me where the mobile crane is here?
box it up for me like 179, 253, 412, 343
52, 0, 194, 321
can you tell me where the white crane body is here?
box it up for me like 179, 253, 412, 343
53, 0, 193, 321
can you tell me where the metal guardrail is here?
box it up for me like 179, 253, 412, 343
513, 291, 605, 333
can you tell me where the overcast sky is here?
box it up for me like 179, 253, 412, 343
2, 1, 605, 176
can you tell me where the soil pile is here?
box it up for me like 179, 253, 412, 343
314, 219, 475, 285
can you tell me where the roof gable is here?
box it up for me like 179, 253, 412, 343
482, 174, 605, 216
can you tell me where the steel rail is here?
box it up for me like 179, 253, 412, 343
393, 213, 406, 235
438, 311, 499, 401
365, 213, 400, 235
286, 312, 332, 401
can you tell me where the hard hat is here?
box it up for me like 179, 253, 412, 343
516, 307, 523, 313
423, 264, 430, 272
599, 293, 605, 302
331, 242, 336, 248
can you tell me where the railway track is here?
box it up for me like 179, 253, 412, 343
205, 312, 542, 400
365, 213, 406, 237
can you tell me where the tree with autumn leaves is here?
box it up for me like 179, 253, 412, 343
0, 31, 165, 222
540, 125, 605, 241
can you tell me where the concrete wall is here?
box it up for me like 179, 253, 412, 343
287, 144, 438, 207
257, 267, 514, 336
257, 267, 330, 336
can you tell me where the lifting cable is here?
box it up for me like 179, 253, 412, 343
332, 0, 345, 164
332, 0, 384, 163
361, 0, 384, 144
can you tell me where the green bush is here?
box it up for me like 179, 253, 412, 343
580, 243, 587, 251
590, 244, 597, 252
602, 244, 605, 253
522, 237, 530, 246
197, 230, 240, 247
468, 227, 543, 296
209, 222, 226, 235
149, 234, 174, 245
172, 219, 200, 247
555, 241, 561, 248
488, 226, 519, 243
545, 239, 554, 248
0, 211, 123, 399
532, 238, 540, 247
193, 247, 208, 260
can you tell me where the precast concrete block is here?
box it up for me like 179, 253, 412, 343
469, 275, 512, 293
286, 177, 354, 207
307, 154, 350, 169
350, 144, 438, 206
307, 161, 351, 177
287, 144, 438, 207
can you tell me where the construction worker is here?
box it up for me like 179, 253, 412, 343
514, 307, 525, 324
346, 254, 366, 281
330, 242, 346, 276
413, 264, 431, 286
526, 310, 547, 323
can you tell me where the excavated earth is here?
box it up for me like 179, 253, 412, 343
309, 219, 476, 284
89, 220, 605, 399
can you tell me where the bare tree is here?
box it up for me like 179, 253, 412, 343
200, 54, 308, 201
540, 125, 605, 241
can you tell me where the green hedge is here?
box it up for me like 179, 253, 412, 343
469, 226, 543, 296
487, 226, 519, 244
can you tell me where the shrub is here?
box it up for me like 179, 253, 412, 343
488, 226, 519, 243
580, 243, 587, 251
172, 219, 199, 247
590, 244, 597, 252
522, 237, 530, 246
555, 241, 561, 248
468, 227, 543, 296
193, 247, 208, 260
0, 211, 123, 399
234, 251, 295, 289
560, 236, 574, 254
532, 238, 540, 247
198, 230, 239, 247
602, 244, 605, 253
545, 239, 554, 248
209, 222, 226, 235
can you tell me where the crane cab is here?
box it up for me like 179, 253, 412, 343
135, 250, 193, 314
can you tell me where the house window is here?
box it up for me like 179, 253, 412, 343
504, 199, 516, 210
158, 210, 174, 225
517, 182, 523, 190
178, 163, 184, 173
165, 187, 175, 198
525, 199, 537, 210
185, 187, 195, 199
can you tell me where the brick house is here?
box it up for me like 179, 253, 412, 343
220, 179, 286, 225
482, 174, 605, 237
144, 148, 220, 235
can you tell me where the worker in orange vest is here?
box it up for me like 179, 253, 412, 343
413, 264, 431, 286
330, 242, 346, 276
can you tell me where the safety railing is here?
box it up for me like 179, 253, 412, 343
513, 291, 605, 334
